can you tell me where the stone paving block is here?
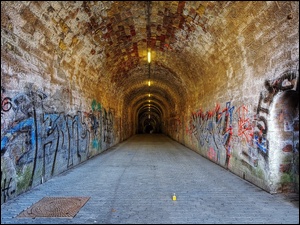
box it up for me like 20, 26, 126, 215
1, 135, 299, 224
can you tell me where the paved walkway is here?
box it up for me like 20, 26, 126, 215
1, 134, 299, 224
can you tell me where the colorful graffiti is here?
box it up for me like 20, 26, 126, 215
185, 70, 298, 188
252, 70, 298, 165
1, 90, 115, 204
236, 105, 258, 168
186, 101, 235, 168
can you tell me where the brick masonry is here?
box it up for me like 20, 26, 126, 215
1, 1, 299, 204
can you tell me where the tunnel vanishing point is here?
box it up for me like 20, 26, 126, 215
1, 1, 299, 205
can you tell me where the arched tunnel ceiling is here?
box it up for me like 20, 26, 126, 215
0, 1, 219, 103
2, 1, 297, 119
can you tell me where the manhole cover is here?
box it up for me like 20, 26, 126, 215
17, 196, 90, 218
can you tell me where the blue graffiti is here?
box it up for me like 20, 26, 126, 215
1, 118, 35, 153
226, 101, 235, 123
254, 135, 268, 154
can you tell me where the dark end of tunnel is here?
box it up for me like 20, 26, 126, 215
144, 124, 154, 133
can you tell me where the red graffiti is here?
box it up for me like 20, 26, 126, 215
208, 147, 217, 161
237, 105, 254, 144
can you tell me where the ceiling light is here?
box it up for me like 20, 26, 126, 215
148, 50, 151, 63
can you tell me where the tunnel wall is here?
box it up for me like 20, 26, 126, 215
165, 5, 299, 194
1, 82, 120, 204
175, 72, 299, 194
166, 76, 299, 194
1, 44, 120, 205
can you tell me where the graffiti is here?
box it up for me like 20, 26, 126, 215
1, 172, 15, 204
237, 105, 254, 144
239, 70, 298, 171
41, 112, 90, 178
83, 100, 102, 151
1, 90, 115, 203
91, 99, 102, 112
1, 97, 12, 113
67, 113, 89, 165
253, 115, 268, 154
207, 147, 217, 161
185, 69, 297, 172
186, 101, 234, 168
255, 92, 269, 158
103, 108, 114, 145
89, 113, 99, 134
87, 111, 101, 150
254, 71, 297, 159
236, 105, 259, 168
219, 102, 234, 168
11, 90, 47, 117
1, 86, 12, 114
263, 71, 297, 104
1, 118, 35, 155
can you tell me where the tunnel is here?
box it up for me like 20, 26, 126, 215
1, 1, 299, 205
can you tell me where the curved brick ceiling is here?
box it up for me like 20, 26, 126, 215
2, 1, 296, 125
1, 1, 211, 119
